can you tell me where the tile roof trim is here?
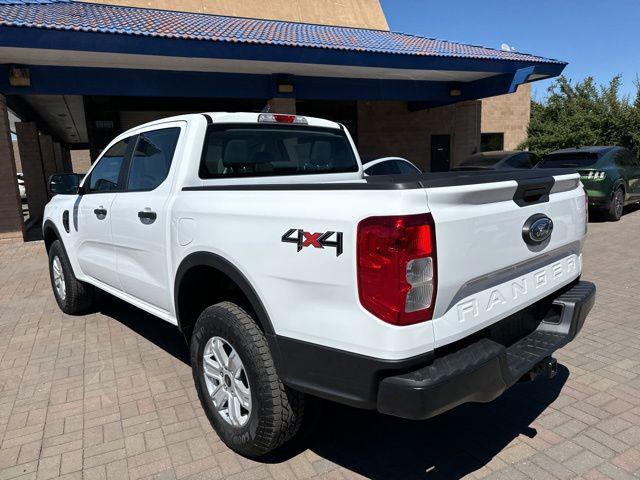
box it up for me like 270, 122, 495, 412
0, 0, 567, 65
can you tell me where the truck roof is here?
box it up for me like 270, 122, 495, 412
127, 112, 343, 132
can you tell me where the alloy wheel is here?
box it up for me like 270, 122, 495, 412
52, 256, 66, 301
615, 190, 624, 218
202, 336, 252, 427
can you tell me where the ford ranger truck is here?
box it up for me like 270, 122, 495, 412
43, 112, 595, 457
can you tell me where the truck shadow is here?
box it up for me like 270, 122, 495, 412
99, 294, 568, 479
97, 293, 191, 364
300, 367, 568, 479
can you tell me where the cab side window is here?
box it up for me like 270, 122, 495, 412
527, 153, 541, 167
87, 138, 131, 193
505, 153, 533, 169
126, 128, 181, 191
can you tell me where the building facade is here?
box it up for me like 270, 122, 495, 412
0, 0, 563, 239
74, 0, 533, 170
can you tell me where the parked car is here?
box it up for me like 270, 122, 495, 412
538, 146, 640, 221
43, 112, 594, 457
453, 151, 540, 170
17, 173, 26, 202
363, 156, 421, 175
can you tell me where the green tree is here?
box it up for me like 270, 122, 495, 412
521, 75, 640, 156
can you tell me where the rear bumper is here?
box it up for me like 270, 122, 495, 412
377, 281, 595, 420
272, 281, 595, 418
587, 195, 610, 209
585, 187, 612, 209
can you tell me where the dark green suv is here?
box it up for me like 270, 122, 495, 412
538, 146, 640, 221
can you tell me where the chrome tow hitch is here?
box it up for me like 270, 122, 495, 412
522, 356, 557, 382
544, 357, 558, 379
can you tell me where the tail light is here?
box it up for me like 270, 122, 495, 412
586, 171, 606, 180
357, 213, 437, 326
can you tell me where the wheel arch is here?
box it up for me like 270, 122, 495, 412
174, 251, 275, 341
609, 179, 628, 208
612, 178, 626, 195
43, 219, 83, 283
43, 219, 63, 253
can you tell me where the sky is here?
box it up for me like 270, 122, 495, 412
381, 0, 640, 101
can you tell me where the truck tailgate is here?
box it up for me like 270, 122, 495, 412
422, 171, 586, 347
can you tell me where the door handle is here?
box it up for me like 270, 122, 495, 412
93, 207, 107, 218
138, 210, 157, 224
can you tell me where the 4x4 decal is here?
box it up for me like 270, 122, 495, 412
282, 229, 343, 256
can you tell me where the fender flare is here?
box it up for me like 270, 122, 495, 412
42, 219, 80, 276
174, 251, 275, 335
42, 219, 64, 252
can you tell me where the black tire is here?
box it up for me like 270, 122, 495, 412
191, 302, 305, 457
607, 187, 624, 221
48, 239, 95, 314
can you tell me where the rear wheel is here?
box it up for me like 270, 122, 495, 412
607, 187, 624, 221
191, 302, 305, 457
48, 240, 95, 314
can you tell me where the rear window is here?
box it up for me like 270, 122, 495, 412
539, 152, 599, 168
199, 124, 358, 179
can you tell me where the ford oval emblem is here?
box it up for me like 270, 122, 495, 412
522, 214, 553, 245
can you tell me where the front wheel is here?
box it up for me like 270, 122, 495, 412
606, 187, 624, 221
48, 239, 95, 314
191, 302, 305, 457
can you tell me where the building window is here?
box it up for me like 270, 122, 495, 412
481, 133, 504, 152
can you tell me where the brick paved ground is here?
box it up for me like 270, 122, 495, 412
0, 207, 639, 480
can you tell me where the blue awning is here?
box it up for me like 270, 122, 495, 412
0, 0, 567, 103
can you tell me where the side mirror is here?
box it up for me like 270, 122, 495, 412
49, 173, 83, 196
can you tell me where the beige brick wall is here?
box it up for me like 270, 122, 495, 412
481, 83, 531, 150
81, 0, 389, 29
453, 101, 482, 165
357, 100, 481, 171
70, 149, 92, 173
267, 98, 296, 115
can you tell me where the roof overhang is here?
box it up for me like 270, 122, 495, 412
0, 22, 566, 103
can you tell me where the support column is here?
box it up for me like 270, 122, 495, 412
0, 95, 24, 239
266, 98, 296, 114
62, 147, 73, 172
16, 122, 47, 222
39, 135, 57, 195
53, 142, 64, 173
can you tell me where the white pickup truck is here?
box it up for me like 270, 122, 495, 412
44, 112, 595, 457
